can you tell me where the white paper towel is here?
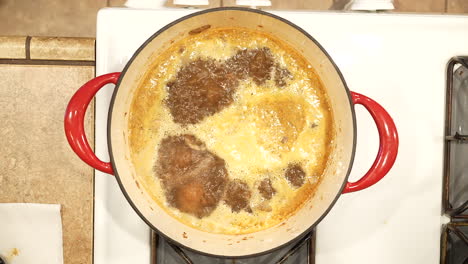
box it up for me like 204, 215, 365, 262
0, 203, 63, 264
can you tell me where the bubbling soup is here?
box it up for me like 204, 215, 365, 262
128, 26, 334, 234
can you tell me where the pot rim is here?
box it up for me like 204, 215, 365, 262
107, 6, 357, 258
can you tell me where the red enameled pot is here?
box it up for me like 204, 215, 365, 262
64, 7, 398, 258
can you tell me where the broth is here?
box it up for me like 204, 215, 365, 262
128, 27, 334, 234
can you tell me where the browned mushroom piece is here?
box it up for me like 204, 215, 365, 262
274, 64, 292, 87
173, 182, 211, 217
256, 201, 272, 212
224, 179, 252, 213
166, 47, 293, 125
165, 59, 238, 125
285, 164, 306, 188
258, 178, 276, 200
226, 48, 271, 82
248, 48, 275, 85
156, 134, 228, 218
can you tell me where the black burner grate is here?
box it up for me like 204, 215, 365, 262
443, 56, 468, 219
150, 230, 315, 264
442, 56, 468, 264
441, 224, 468, 264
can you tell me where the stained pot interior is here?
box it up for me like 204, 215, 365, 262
109, 8, 355, 257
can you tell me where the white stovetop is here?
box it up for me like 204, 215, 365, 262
95, 8, 468, 264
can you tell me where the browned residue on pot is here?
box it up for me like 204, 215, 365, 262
188, 25, 211, 35
182, 232, 188, 238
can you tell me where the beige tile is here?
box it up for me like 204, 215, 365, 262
447, 0, 468, 13
0, 36, 26, 59
222, 0, 333, 9
393, 0, 446, 12
0, 65, 95, 264
329, 0, 349, 10
108, 0, 128, 7
109, 0, 222, 8
0, 0, 107, 37
269, 0, 332, 10
30, 37, 95, 61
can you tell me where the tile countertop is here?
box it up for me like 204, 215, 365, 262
0, 36, 96, 264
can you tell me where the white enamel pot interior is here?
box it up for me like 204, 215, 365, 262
108, 7, 356, 258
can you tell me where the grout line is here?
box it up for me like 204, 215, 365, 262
0, 59, 95, 66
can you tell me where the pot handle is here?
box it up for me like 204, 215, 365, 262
64, 72, 121, 175
342, 92, 399, 193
